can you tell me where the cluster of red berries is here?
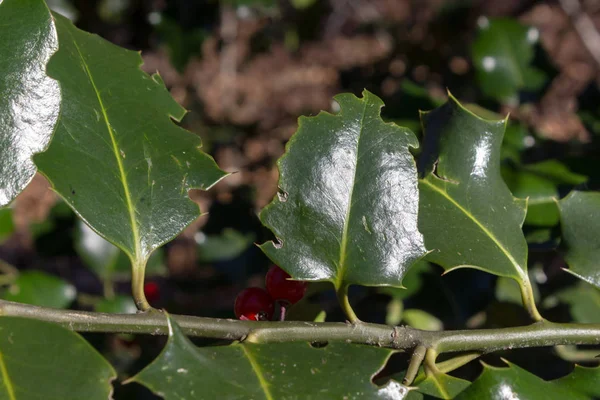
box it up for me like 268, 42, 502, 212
234, 265, 308, 321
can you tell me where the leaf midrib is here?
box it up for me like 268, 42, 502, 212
336, 99, 368, 289
68, 28, 141, 261
430, 374, 451, 400
421, 178, 525, 278
0, 351, 15, 400
241, 345, 273, 400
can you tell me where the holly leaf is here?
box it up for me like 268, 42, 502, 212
0, 317, 115, 400
0, 0, 60, 206
413, 373, 470, 399
472, 17, 545, 103
1, 271, 76, 309
34, 13, 226, 304
553, 365, 600, 398
131, 315, 407, 399
503, 160, 587, 227
259, 90, 426, 292
457, 361, 597, 400
557, 191, 600, 288
417, 95, 540, 318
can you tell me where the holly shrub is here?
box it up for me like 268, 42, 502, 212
0, 0, 599, 399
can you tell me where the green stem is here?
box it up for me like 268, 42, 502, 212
1, 300, 600, 356
423, 348, 440, 376
336, 285, 359, 323
413, 351, 482, 386
403, 345, 426, 385
519, 277, 543, 322
131, 262, 150, 311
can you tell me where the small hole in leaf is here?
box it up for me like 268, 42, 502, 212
277, 188, 288, 202
432, 159, 458, 184
310, 341, 328, 348
272, 237, 283, 249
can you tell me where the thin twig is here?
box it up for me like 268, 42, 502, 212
1, 300, 600, 356
403, 345, 426, 386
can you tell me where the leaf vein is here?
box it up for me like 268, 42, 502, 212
68, 29, 141, 261
421, 178, 524, 277
336, 99, 369, 289
241, 345, 273, 400
0, 351, 16, 400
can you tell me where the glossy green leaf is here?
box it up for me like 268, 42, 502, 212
196, 228, 255, 262
414, 373, 470, 399
1, 271, 76, 309
472, 17, 545, 103
554, 365, 600, 398
34, 13, 226, 278
457, 361, 596, 400
503, 160, 587, 226
131, 315, 408, 399
418, 96, 533, 293
558, 191, 600, 288
75, 220, 165, 281
0, 0, 60, 206
0, 208, 14, 243
260, 90, 426, 291
95, 295, 137, 313
0, 316, 116, 399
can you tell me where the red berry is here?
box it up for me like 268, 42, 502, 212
144, 281, 160, 302
265, 265, 308, 305
234, 287, 274, 321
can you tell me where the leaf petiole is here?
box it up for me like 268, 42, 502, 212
132, 260, 151, 311
336, 285, 359, 323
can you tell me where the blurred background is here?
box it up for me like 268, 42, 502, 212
2, 0, 600, 398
